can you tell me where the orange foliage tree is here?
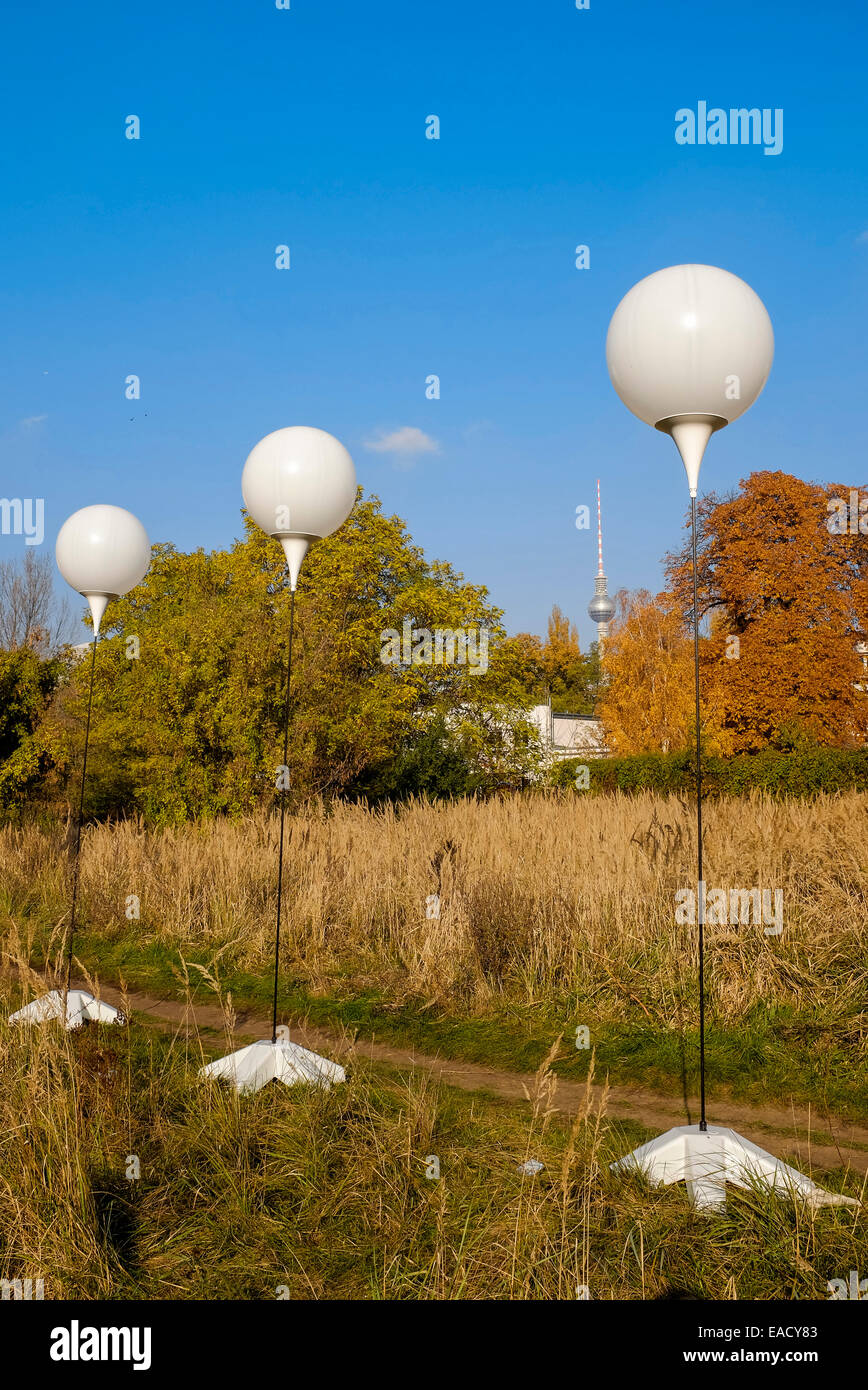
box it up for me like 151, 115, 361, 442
666, 470, 868, 752
596, 589, 710, 753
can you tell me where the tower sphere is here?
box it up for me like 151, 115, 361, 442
588, 592, 615, 625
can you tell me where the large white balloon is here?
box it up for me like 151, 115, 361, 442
241, 425, 357, 588
242, 425, 356, 539
55, 504, 151, 634
606, 264, 774, 429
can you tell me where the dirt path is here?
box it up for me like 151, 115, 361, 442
69, 976, 868, 1179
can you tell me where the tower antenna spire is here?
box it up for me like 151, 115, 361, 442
596, 478, 604, 577
587, 479, 615, 643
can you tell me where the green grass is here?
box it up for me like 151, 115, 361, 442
0, 990, 864, 1301
39, 927, 868, 1124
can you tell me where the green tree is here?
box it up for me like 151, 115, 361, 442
0, 647, 62, 761
28, 494, 543, 820
0, 646, 67, 815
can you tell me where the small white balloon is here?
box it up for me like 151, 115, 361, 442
55, 504, 151, 634
241, 426, 357, 588
606, 264, 774, 430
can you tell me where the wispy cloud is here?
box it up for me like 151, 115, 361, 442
364, 426, 440, 461
461, 419, 495, 441
19, 414, 47, 429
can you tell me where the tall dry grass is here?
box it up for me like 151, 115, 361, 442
0, 982, 863, 1300
1, 790, 866, 1026
1, 795, 867, 1299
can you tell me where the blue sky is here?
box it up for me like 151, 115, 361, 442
2, 0, 867, 645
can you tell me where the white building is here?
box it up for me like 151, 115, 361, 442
528, 703, 608, 760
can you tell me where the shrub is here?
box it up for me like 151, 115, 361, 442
551, 748, 868, 798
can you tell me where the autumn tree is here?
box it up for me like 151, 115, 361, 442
501, 606, 602, 715
596, 589, 703, 753
666, 470, 868, 751
545, 605, 579, 664
543, 605, 589, 711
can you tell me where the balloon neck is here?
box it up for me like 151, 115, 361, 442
84, 593, 115, 636
655, 414, 727, 496
277, 535, 314, 591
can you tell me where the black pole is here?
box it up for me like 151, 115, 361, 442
272, 583, 297, 1044
65, 632, 99, 994
691, 493, 707, 1132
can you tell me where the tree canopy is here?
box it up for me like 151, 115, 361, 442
2, 494, 546, 821
3, 469, 863, 814
600, 471, 868, 754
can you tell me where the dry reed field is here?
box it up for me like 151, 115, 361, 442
1, 790, 866, 1029
0, 1002, 864, 1301
1, 792, 867, 1301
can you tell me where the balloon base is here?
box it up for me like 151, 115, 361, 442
199, 1038, 346, 1095
611, 1124, 859, 1212
8, 989, 126, 1031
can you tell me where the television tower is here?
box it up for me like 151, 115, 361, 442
587, 479, 615, 643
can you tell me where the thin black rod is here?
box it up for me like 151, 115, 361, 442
691, 492, 707, 1132
65, 631, 99, 993
272, 583, 297, 1044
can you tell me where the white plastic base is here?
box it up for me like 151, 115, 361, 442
8, 990, 126, 1031
199, 1038, 346, 1095
612, 1124, 859, 1212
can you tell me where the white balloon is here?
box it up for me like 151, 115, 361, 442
606, 264, 774, 429
55, 504, 151, 634
242, 426, 356, 543
241, 425, 357, 590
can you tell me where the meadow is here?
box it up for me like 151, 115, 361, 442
2, 790, 866, 1104
1, 790, 866, 1298
0, 1002, 864, 1301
